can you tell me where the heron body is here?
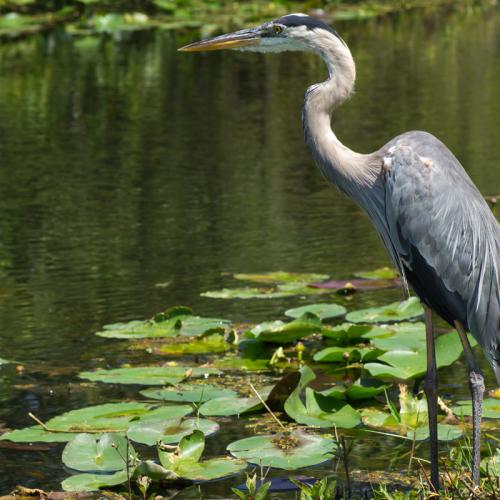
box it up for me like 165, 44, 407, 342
180, 13, 500, 489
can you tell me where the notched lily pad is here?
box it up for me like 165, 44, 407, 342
227, 430, 337, 470
346, 297, 423, 324
62, 433, 137, 472
284, 303, 347, 321
0, 426, 77, 443
248, 314, 322, 343
61, 469, 129, 492
79, 365, 220, 386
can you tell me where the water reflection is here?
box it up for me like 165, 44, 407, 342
0, 5, 498, 493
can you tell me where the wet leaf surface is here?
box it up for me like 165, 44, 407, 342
452, 398, 500, 419
140, 384, 237, 403
61, 469, 129, 492
284, 303, 347, 320
346, 297, 423, 323
248, 314, 322, 343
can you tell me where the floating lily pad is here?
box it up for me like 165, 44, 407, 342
127, 418, 219, 446
452, 398, 500, 419
309, 278, 400, 292
62, 433, 137, 472
96, 307, 230, 339
44, 402, 191, 433
79, 366, 220, 386
61, 469, 129, 492
284, 303, 347, 321
249, 314, 322, 343
158, 430, 247, 481
140, 385, 237, 403
320, 379, 389, 401
284, 366, 361, 428
321, 323, 387, 343
364, 331, 476, 380
149, 334, 231, 355
407, 424, 463, 442
227, 430, 337, 470
481, 449, 500, 477
198, 396, 264, 417
213, 354, 270, 371
201, 286, 328, 299
234, 272, 329, 284
346, 297, 423, 324
0, 426, 77, 443
360, 322, 425, 340
354, 267, 398, 280
313, 346, 378, 363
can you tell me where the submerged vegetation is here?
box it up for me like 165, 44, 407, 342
0, 267, 498, 497
0, 0, 494, 39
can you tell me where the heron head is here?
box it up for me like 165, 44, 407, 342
178, 13, 345, 54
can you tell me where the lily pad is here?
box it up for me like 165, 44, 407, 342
61, 469, 129, 492
79, 366, 220, 386
313, 346, 377, 363
452, 398, 500, 419
346, 297, 423, 324
321, 323, 388, 343
62, 433, 137, 472
227, 430, 337, 470
0, 426, 77, 443
44, 402, 192, 433
158, 430, 247, 481
127, 418, 219, 446
201, 286, 328, 299
234, 272, 329, 284
140, 384, 237, 403
481, 449, 500, 477
354, 267, 398, 280
284, 303, 347, 321
364, 331, 477, 380
284, 366, 361, 428
309, 278, 400, 292
150, 334, 230, 355
249, 314, 322, 343
198, 396, 264, 417
319, 379, 389, 401
407, 424, 463, 442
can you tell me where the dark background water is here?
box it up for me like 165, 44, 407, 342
0, 4, 499, 495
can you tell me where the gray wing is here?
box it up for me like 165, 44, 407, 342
381, 131, 500, 379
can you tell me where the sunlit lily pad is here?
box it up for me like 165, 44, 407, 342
61, 469, 129, 492
313, 346, 378, 363
62, 433, 137, 472
198, 396, 264, 417
360, 322, 425, 340
140, 384, 237, 403
150, 334, 230, 355
158, 430, 247, 481
284, 366, 361, 428
79, 366, 220, 386
127, 418, 219, 446
284, 303, 347, 321
201, 286, 328, 299
363, 331, 476, 380
234, 272, 329, 284
320, 379, 389, 401
44, 402, 192, 433
227, 430, 337, 470
249, 314, 322, 343
481, 449, 500, 477
0, 426, 77, 443
452, 398, 500, 419
346, 297, 423, 324
354, 267, 398, 280
321, 323, 387, 343
96, 306, 230, 339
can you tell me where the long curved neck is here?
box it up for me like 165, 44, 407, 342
302, 38, 379, 204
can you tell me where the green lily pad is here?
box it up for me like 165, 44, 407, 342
79, 366, 220, 386
321, 323, 388, 344
127, 418, 219, 446
211, 354, 270, 371
140, 384, 237, 403
158, 430, 247, 481
284, 303, 347, 320
319, 379, 389, 401
481, 449, 500, 477
407, 424, 463, 442
201, 285, 328, 299
364, 331, 477, 380
61, 469, 129, 492
354, 267, 398, 280
346, 297, 423, 324
0, 358, 10, 365
0, 426, 77, 443
44, 402, 192, 433
249, 314, 322, 343
151, 334, 230, 355
62, 433, 137, 472
198, 396, 264, 417
227, 430, 337, 470
234, 272, 329, 284
313, 346, 377, 363
360, 322, 425, 339
284, 366, 361, 428
96, 306, 230, 339
452, 398, 500, 419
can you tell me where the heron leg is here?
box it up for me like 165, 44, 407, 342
423, 305, 440, 491
454, 320, 484, 485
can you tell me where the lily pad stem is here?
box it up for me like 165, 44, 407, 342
248, 383, 287, 432
28, 413, 50, 431
28, 412, 113, 434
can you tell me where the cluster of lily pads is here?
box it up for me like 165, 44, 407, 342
0, 269, 498, 494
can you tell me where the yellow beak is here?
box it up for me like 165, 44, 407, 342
178, 29, 261, 52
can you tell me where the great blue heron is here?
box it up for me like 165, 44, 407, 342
179, 14, 500, 489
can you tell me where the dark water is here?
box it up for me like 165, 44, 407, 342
0, 4, 499, 495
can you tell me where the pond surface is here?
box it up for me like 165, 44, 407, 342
0, 4, 499, 496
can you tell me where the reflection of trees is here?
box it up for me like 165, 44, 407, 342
0, 9, 498, 366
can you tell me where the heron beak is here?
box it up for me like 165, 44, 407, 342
178, 28, 261, 52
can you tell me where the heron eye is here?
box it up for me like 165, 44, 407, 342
274, 25, 283, 35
